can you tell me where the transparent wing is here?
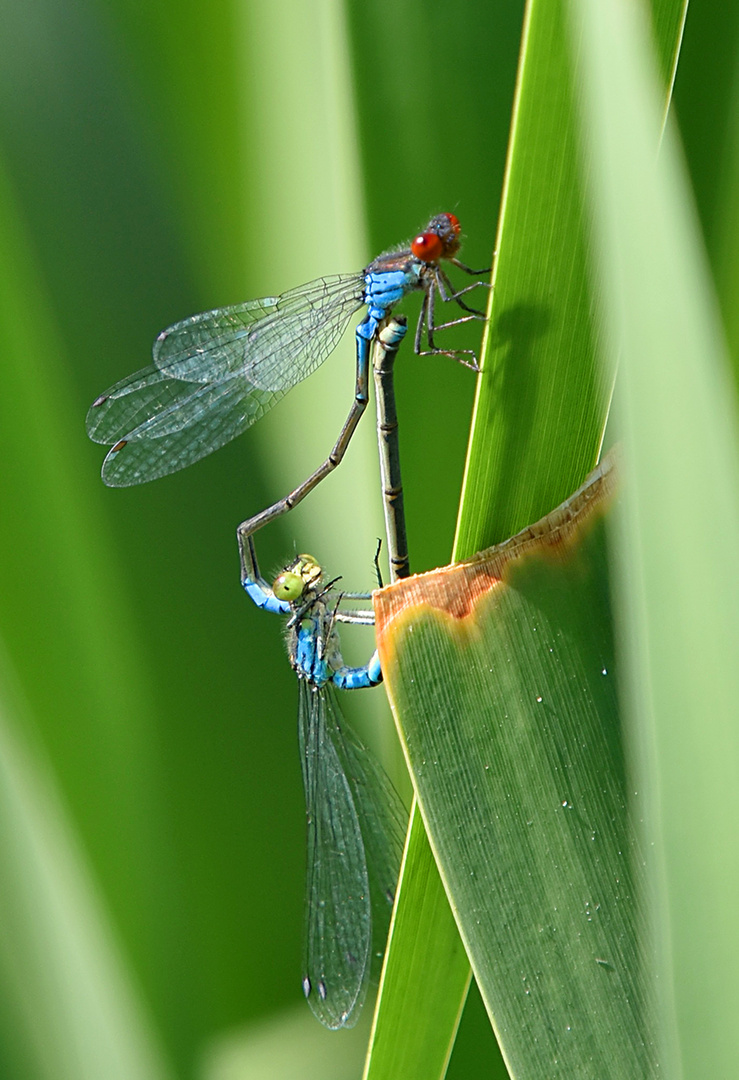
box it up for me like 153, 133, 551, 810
152, 274, 366, 391
87, 363, 200, 444
331, 709, 407, 982
298, 680, 372, 1029
87, 274, 366, 485
86, 365, 282, 486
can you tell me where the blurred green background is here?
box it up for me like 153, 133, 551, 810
0, 1, 737, 1077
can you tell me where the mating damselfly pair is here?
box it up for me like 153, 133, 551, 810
87, 213, 489, 1027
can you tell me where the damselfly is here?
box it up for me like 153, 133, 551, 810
87, 213, 488, 497
242, 537, 406, 1029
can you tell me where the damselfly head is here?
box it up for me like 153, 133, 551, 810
411, 212, 462, 263
273, 553, 323, 602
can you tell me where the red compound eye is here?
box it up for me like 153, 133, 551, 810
445, 212, 461, 235
411, 231, 444, 262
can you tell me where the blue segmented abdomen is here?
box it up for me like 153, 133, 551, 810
332, 650, 382, 691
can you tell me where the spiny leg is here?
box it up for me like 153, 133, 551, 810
418, 283, 481, 370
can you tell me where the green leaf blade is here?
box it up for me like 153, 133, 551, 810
378, 458, 657, 1079
363, 806, 471, 1080
456, 0, 604, 557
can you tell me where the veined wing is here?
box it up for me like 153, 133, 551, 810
87, 364, 198, 444
331, 707, 407, 981
86, 365, 282, 486
298, 680, 372, 1029
153, 274, 366, 391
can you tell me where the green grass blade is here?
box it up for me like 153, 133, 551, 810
570, 1, 739, 1075
455, 0, 687, 558
456, 0, 604, 556
363, 804, 472, 1080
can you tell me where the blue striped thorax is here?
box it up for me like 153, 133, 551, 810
242, 552, 383, 692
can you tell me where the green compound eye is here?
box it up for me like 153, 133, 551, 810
273, 571, 306, 602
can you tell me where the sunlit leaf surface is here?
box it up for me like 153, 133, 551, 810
376, 456, 659, 1079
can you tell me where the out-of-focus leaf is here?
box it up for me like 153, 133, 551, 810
0, 646, 173, 1080
570, 1, 739, 1076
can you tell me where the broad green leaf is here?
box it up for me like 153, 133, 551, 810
376, 456, 654, 1079
570, 1, 739, 1076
